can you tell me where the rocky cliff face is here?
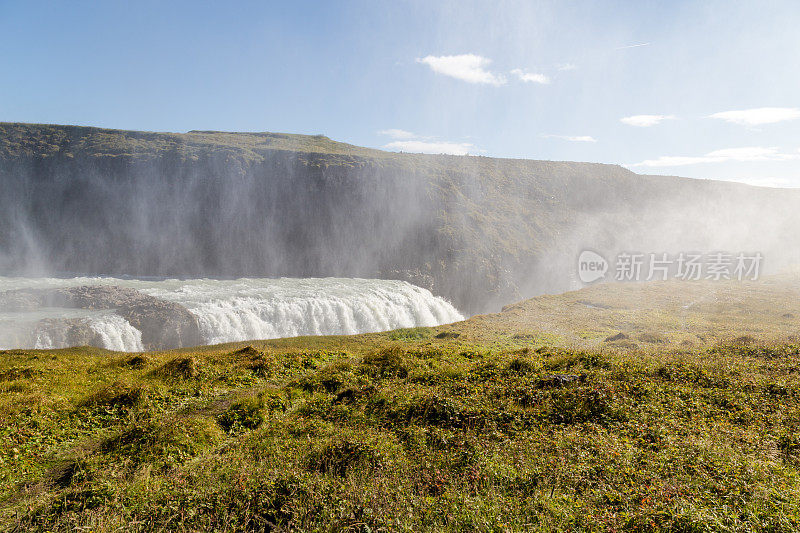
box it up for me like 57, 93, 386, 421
2, 123, 798, 314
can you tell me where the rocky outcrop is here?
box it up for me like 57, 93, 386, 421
118, 297, 202, 350
0, 285, 202, 350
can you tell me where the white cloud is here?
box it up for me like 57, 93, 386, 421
378, 129, 481, 155
709, 107, 800, 126
615, 42, 651, 50
633, 155, 716, 167
630, 146, 800, 167
706, 147, 792, 160
383, 140, 476, 155
542, 134, 597, 143
620, 114, 675, 127
416, 54, 506, 86
724, 176, 797, 188
510, 68, 550, 84
557, 63, 577, 71
377, 129, 416, 139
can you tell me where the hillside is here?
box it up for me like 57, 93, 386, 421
3, 122, 798, 314
456, 275, 800, 347
3, 277, 800, 530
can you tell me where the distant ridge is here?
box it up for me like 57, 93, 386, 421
1, 122, 796, 313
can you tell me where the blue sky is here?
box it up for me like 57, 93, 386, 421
2, 0, 799, 186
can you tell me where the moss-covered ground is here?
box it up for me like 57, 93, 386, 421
3, 278, 800, 531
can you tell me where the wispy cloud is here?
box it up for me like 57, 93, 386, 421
629, 146, 800, 167
709, 107, 800, 126
510, 68, 550, 84
557, 63, 577, 71
542, 134, 597, 143
416, 54, 506, 86
620, 114, 676, 127
615, 42, 651, 50
724, 176, 797, 188
383, 140, 476, 155
379, 128, 480, 155
377, 129, 416, 140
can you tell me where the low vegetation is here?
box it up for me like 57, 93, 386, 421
3, 279, 800, 530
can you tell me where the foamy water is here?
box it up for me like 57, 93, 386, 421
0, 276, 464, 351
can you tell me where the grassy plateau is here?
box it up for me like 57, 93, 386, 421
3, 277, 800, 531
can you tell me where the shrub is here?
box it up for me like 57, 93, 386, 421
80, 381, 146, 409
360, 347, 409, 378
403, 394, 463, 428
546, 385, 617, 424
125, 355, 149, 369
543, 351, 611, 371
507, 357, 536, 375
637, 332, 667, 344
778, 431, 800, 461
51, 486, 111, 514
388, 327, 432, 341
218, 396, 265, 432
152, 356, 199, 379
306, 438, 382, 476
295, 360, 354, 393
50, 459, 91, 488
232, 346, 276, 376
655, 362, 730, 388
333, 384, 376, 404
0, 366, 37, 381
296, 393, 351, 422
102, 416, 223, 467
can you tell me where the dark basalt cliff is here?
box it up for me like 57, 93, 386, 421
2, 123, 797, 314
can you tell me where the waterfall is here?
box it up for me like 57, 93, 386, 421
0, 276, 464, 351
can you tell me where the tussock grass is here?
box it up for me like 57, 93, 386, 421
4, 279, 800, 530
151, 356, 199, 379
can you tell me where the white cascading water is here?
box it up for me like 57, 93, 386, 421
0, 276, 464, 351
0, 308, 145, 352
32, 313, 144, 352
82, 314, 145, 352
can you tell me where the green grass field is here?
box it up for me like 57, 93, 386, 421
3, 277, 800, 531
